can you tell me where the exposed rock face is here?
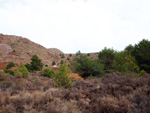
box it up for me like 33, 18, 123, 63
0, 34, 64, 69
0, 44, 13, 54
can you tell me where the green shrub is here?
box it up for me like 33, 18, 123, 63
31, 55, 43, 71
9, 43, 16, 45
73, 54, 104, 78
54, 62, 73, 88
6, 62, 15, 69
4, 69, 14, 76
61, 53, 65, 58
60, 60, 64, 64
52, 61, 56, 65
87, 53, 90, 56
14, 64, 29, 77
131, 39, 150, 73
0, 71, 10, 81
98, 47, 116, 71
69, 54, 72, 57
25, 63, 32, 72
114, 50, 139, 73
125, 44, 134, 55
139, 70, 147, 77
43, 67, 55, 78
45, 64, 48, 67
67, 56, 70, 60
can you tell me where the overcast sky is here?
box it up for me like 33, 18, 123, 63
0, 0, 150, 53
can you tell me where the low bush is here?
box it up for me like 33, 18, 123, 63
52, 61, 56, 65
60, 53, 65, 58
4, 69, 14, 76
25, 63, 32, 72
54, 62, 73, 88
6, 62, 15, 69
9, 43, 16, 45
139, 70, 147, 77
0, 71, 10, 81
60, 60, 64, 64
114, 50, 139, 73
67, 56, 70, 60
98, 47, 116, 71
69, 54, 72, 57
43, 67, 55, 78
14, 64, 29, 77
73, 54, 104, 78
87, 53, 90, 56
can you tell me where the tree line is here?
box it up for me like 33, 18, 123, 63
72, 39, 150, 77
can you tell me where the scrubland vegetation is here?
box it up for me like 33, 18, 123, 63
0, 39, 150, 113
0, 72, 149, 113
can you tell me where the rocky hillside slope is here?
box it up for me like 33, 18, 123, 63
0, 34, 99, 70
0, 34, 63, 69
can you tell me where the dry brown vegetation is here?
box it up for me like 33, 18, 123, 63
0, 71, 150, 113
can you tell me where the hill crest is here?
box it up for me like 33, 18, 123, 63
0, 34, 63, 69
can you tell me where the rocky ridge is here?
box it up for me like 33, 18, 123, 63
0, 34, 63, 69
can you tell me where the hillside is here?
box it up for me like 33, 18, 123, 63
0, 34, 99, 70
0, 34, 150, 113
0, 34, 63, 69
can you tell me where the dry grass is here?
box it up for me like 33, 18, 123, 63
70, 73, 84, 80
0, 72, 150, 113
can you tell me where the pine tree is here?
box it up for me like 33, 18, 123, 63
54, 62, 73, 88
31, 55, 43, 71
52, 61, 56, 65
